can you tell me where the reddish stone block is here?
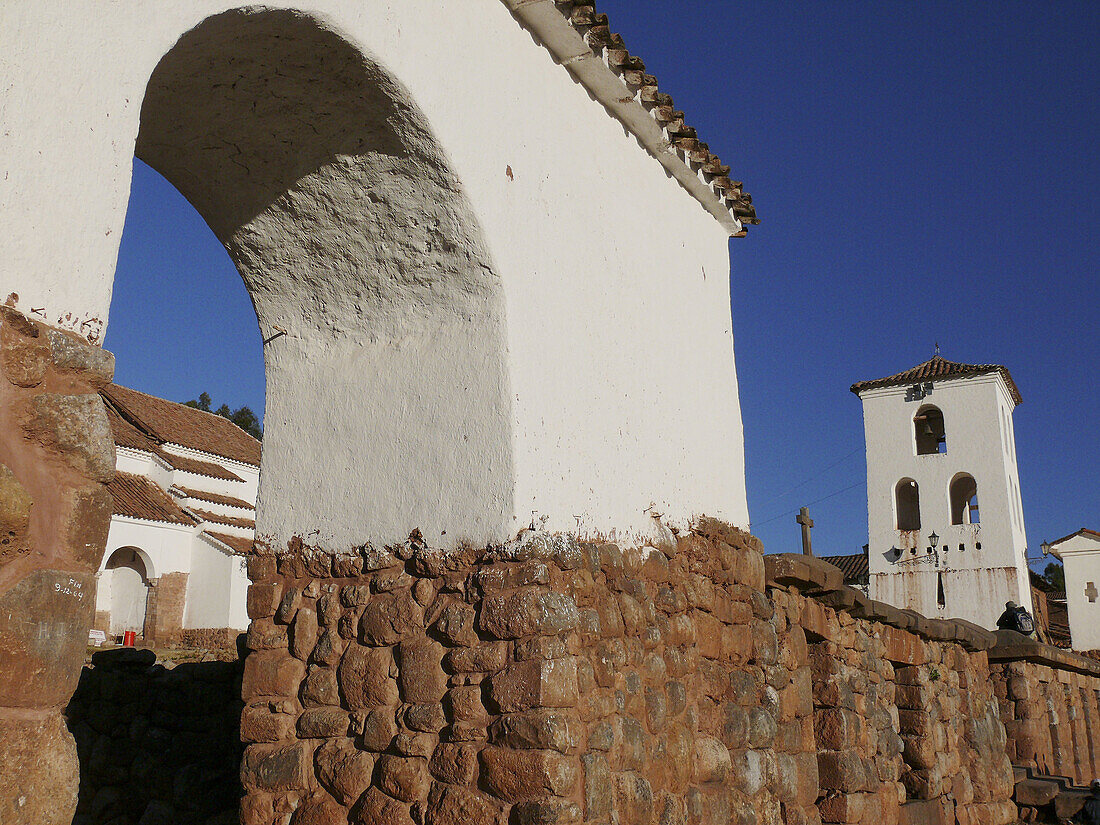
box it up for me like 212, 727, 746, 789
291, 793, 347, 825
63, 482, 112, 570
489, 709, 581, 754
241, 741, 313, 792
248, 583, 283, 620
397, 638, 447, 703
2, 322, 50, 387
425, 783, 500, 825
242, 650, 306, 700
488, 657, 578, 713
359, 589, 423, 645
350, 787, 415, 825
247, 618, 290, 651
315, 738, 374, 806
443, 642, 508, 674
247, 554, 278, 583
338, 644, 398, 708
0, 568, 95, 707
429, 742, 478, 785
0, 711, 79, 825
297, 706, 351, 738
21, 393, 114, 482
241, 704, 296, 743
479, 746, 578, 802
376, 754, 430, 802
480, 587, 579, 639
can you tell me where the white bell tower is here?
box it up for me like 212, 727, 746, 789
851, 355, 1032, 628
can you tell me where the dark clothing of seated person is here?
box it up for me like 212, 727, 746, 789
995, 601, 1035, 637
1075, 781, 1100, 824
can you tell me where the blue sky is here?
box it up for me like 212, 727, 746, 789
105, 2, 1098, 569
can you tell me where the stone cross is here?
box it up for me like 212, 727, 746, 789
796, 507, 814, 557
1086, 581, 1098, 603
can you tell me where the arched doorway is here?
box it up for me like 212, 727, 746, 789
103, 548, 150, 637
132, 7, 513, 553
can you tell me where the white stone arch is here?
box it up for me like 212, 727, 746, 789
101, 546, 153, 636
130, 7, 514, 552
102, 544, 156, 582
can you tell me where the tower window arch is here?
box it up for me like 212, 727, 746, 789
895, 478, 921, 531
949, 473, 980, 525
914, 405, 946, 455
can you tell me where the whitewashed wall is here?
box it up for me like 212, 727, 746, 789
1053, 534, 1100, 651
185, 536, 250, 630
859, 373, 1031, 627
0, 0, 749, 553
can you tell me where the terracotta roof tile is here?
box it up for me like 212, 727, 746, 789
101, 384, 261, 466
1050, 527, 1100, 546
108, 472, 197, 525
173, 485, 254, 511
514, 1, 756, 236
850, 355, 1022, 405
203, 530, 254, 555
105, 404, 160, 453
190, 506, 256, 530
157, 451, 243, 482
819, 552, 869, 585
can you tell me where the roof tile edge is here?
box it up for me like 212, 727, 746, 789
502, 0, 757, 237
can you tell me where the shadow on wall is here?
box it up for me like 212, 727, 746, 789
65, 647, 244, 825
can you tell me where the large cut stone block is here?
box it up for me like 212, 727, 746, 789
21, 393, 114, 482
241, 650, 306, 700
0, 711, 79, 825
241, 741, 313, 792
487, 657, 579, 712
0, 568, 94, 707
479, 587, 579, 639
479, 746, 578, 801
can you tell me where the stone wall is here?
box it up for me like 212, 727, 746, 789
66, 648, 244, 825
58, 517, 1100, 825
989, 633, 1100, 785
235, 521, 1046, 825
0, 305, 117, 824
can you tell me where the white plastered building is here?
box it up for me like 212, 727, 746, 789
96, 384, 258, 642
1048, 529, 1100, 652
0, 1, 757, 556
852, 356, 1032, 628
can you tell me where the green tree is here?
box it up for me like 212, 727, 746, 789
1043, 561, 1065, 593
184, 392, 262, 440
184, 391, 212, 412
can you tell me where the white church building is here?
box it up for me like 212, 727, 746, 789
852, 355, 1032, 629
1048, 528, 1100, 652
95, 384, 258, 644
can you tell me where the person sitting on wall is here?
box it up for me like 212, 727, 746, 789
996, 600, 1036, 637
1073, 780, 1100, 825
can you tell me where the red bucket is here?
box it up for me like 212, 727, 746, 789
122, 630, 137, 647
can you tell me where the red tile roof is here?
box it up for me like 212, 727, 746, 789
101, 384, 261, 466
108, 472, 197, 525
105, 404, 160, 453
509, 1, 757, 236
820, 552, 869, 585
1049, 527, 1100, 547
157, 451, 244, 482
203, 530, 254, 555
190, 506, 256, 530
850, 356, 1022, 405
173, 486, 254, 511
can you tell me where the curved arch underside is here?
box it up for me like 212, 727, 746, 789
136, 8, 513, 550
